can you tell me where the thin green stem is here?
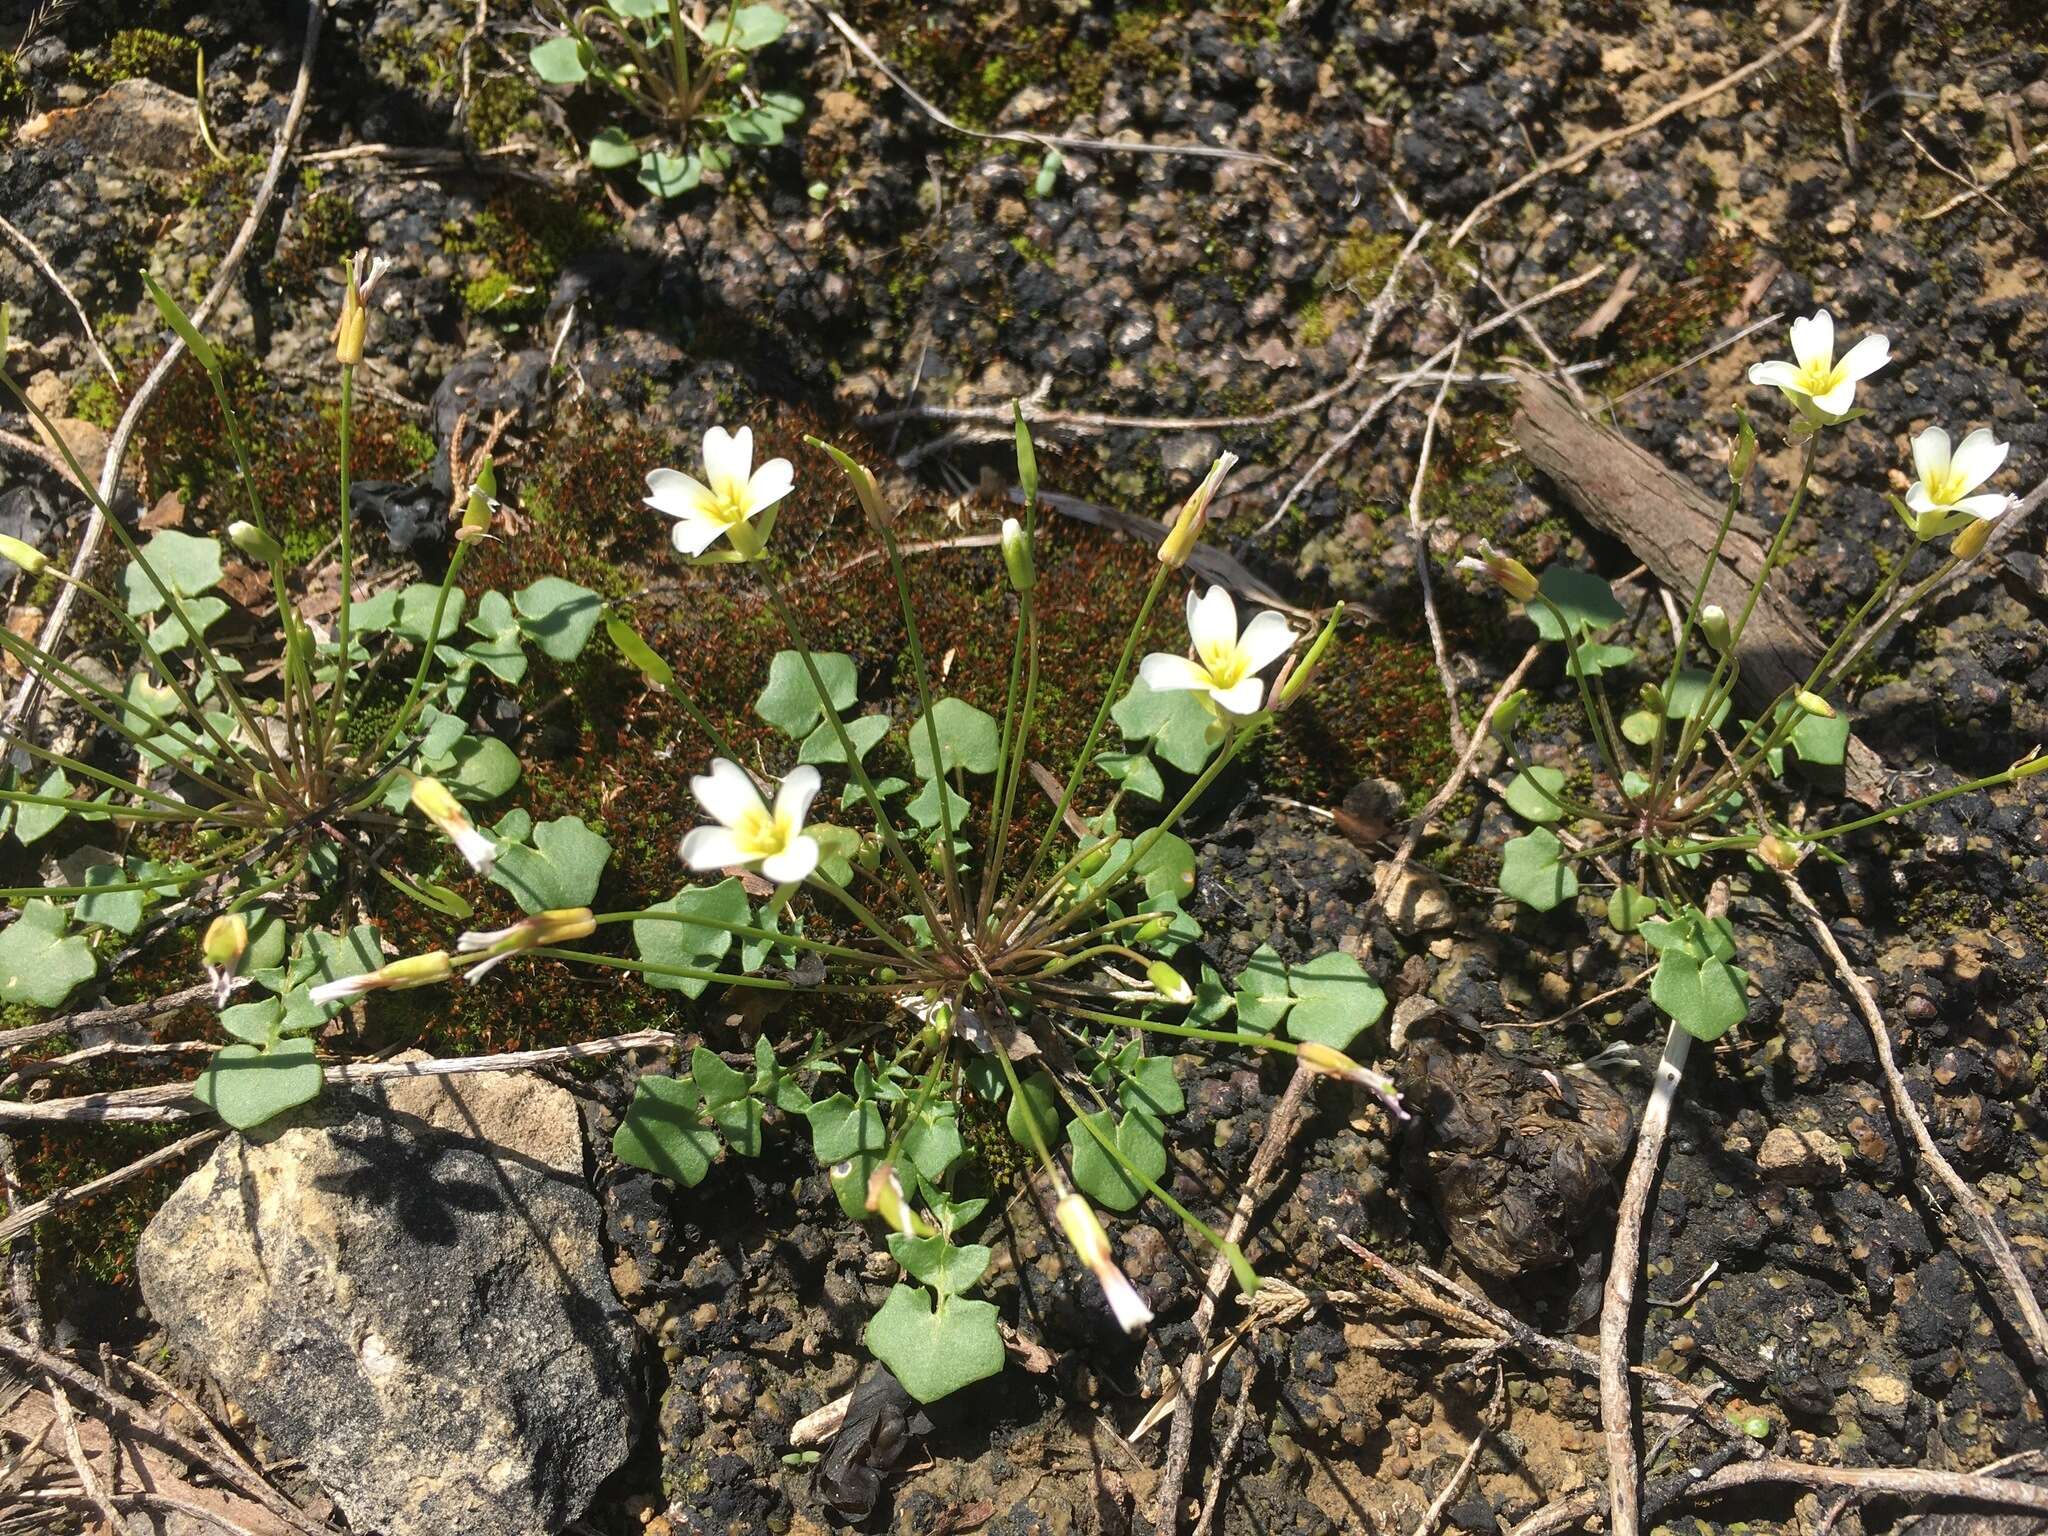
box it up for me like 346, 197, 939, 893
588, 907, 885, 966
879, 527, 965, 927
328, 363, 357, 756
980, 588, 1039, 932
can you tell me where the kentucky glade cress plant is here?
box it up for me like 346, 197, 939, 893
0, 265, 606, 1126
1466, 308, 2030, 1050
356, 410, 1395, 1403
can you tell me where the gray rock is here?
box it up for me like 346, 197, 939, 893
18, 78, 201, 172
137, 1069, 639, 1536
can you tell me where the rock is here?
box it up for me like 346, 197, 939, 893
1381, 865, 1456, 936
1757, 1125, 1847, 1187
137, 1069, 638, 1536
18, 78, 201, 171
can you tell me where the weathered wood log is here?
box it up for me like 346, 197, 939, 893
1510, 373, 1884, 804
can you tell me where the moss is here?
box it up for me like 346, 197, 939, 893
76, 28, 198, 89
0, 52, 23, 143
70, 375, 122, 430
269, 174, 367, 296
468, 73, 541, 150
444, 186, 617, 325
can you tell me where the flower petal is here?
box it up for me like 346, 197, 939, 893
1835, 332, 1889, 383
702, 425, 751, 502
1790, 310, 1832, 371
1237, 609, 1298, 674
1748, 360, 1803, 391
1100, 1271, 1154, 1334
1955, 492, 2012, 521
1210, 674, 1266, 716
692, 757, 764, 828
680, 825, 748, 872
1809, 377, 1858, 419
747, 456, 795, 516
1910, 426, 1950, 486
1139, 652, 1211, 693
1185, 585, 1239, 656
645, 467, 717, 518
1949, 428, 2008, 493
774, 764, 821, 831
760, 835, 820, 885
1905, 482, 1938, 514
670, 512, 729, 557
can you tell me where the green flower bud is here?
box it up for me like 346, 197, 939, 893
1489, 688, 1529, 745
1794, 690, 1835, 719
1699, 603, 1731, 652
1146, 960, 1193, 1006
1001, 516, 1036, 593
807, 436, 892, 532
1729, 414, 1757, 486
1952, 517, 1993, 560
0, 532, 48, 576
228, 520, 284, 564
1013, 402, 1038, 506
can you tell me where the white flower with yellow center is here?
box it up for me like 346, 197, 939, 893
645, 426, 794, 560
680, 758, 821, 884
1747, 309, 1889, 424
1138, 586, 1297, 717
1907, 425, 2011, 527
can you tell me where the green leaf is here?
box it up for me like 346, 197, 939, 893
1286, 950, 1386, 1052
193, 1036, 322, 1130
142, 271, 219, 373
1790, 708, 1850, 769
391, 582, 464, 645
1651, 949, 1750, 1041
725, 105, 788, 145
1524, 566, 1624, 640
1622, 709, 1659, 746
633, 879, 747, 997
902, 1103, 965, 1182
1607, 884, 1660, 934
1069, 1110, 1165, 1212
864, 1285, 1005, 1403
1113, 677, 1218, 774
909, 697, 1001, 777
760, 90, 803, 122
0, 900, 96, 1007
1004, 1069, 1062, 1150
528, 34, 589, 84
721, 3, 788, 50
887, 1234, 990, 1297
1096, 752, 1164, 802
905, 777, 969, 832
429, 734, 521, 799
11, 768, 72, 846
757, 650, 858, 737
488, 815, 611, 913
1499, 828, 1578, 913
150, 595, 229, 651
613, 1075, 721, 1185
1233, 943, 1293, 1033
798, 713, 891, 766
692, 1045, 762, 1156
350, 588, 398, 633
121, 531, 222, 616
1119, 1055, 1184, 1120
606, 615, 674, 689
808, 1093, 886, 1220
464, 590, 529, 683
588, 126, 639, 169
1572, 638, 1636, 677
638, 149, 703, 198
76, 863, 144, 935
515, 577, 604, 662
1133, 831, 1196, 908
1664, 668, 1731, 730
1504, 766, 1569, 825
218, 997, 282, 1046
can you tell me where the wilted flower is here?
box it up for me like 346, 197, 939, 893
1747, 309, 1889, 424
200, 913, 248, 1006
1906, 426, 2011, 532
410, 776, 496, 874
333, 249, 390, 366
1139, 586, 1296, 717
680, 758, 821, 884
309, 950, 452, 1006
1455, 539, 1539, 602
1158, 452, 1238, 569
645, 426, 793, 560
1297, 1040, 1410, 1122
865, 1162, 930, 1238
456, 907, 598, 982
1054, 1192, 1153, 1333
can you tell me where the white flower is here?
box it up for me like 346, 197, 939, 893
1747, 309, 1889, 424
1907, 426, 2011, 523
456, 908, 597, 983
1138, 586, 1296, 717
1055, 1193, 1153, 1334
644, 426, 794, 559
1455, 539, 1537, 601
409, 776, 495, 875
308, 950, 452, 1006
680, 758, 821, 884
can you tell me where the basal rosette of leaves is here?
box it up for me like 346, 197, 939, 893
1468, 308, 2032, 1046
0, 273, 604, 1124
526, 0, 802, 199
331, 412, 1397, 1403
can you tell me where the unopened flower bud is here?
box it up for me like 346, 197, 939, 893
0, 533, 47, 576
410, 775, 496, 874
1075, 842, 1111, 878
1756, 834, 1801, 871
807, 437, 893, 533
1145, 960, 1193, 1006
1793, 690, 1835, 719
1001, 516, 1035, 593
200, 912, 249, 1005
1729, 416, 1757, 486
228, 520, 284, 564
1952, 517, 1994, 560
1054, 1192, 1152, 1333
1133, 914, 1172, 943
1158, 451, 1238, 569
1014, 403, 1039, 506
457, 490, 495, 542
1456, 539, 1539, 602
1489, 688, 1529, 745
1700, 603, 1731, 652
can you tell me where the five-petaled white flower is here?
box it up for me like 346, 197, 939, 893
1747, 309, 1890, 424
645, 426, 794, 559
1138, 586, 1297, 717
1907, 425, 2011, 524
680, 758, 821, 884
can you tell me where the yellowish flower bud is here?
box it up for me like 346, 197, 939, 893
200, 912, 249, 1005
1001, 516, 1036, 593
1700, 603, 1731, 652
806, 437, 893, 533
1756, 834, 1802, 871
1794, 690, 1835, 719
333, 250, 388, 366
1158, 451, 1238, 569
382, 950, 453, 987
0, 533, 47, 576
1456, 540, 1538, 602
1145, 960, 1193, 1006
865, 1163, 928, 1238
1952, 518, 1994, 560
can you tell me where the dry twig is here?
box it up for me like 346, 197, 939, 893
0, 214, 119, 383
1403, 330, 1469, 757
1827, 0, 1860, 171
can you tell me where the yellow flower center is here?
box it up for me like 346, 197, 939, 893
733, 804, 793, 858
1196, 638, 1248, 689
1793, 357, 1846, 399
706, 484, 752, 528
1925, 465, 1968, 507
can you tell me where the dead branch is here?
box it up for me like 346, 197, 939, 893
1827, 0, 1860, 171
1405, 331, 1470, 757
1409, 1367, 1506, 1536
0, 213, 118, 383
0, 1128, 223, 1245
0, 981, 211, 1054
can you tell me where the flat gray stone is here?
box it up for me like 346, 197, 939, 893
137, 1069, 638, 1536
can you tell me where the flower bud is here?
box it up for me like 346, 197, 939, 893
1699, 603, 1731, 653
333, 250, 389, 366
865, 1162, 929, 1238
1075, 842, 1111, 878
1274, 602, 1342, 712
200, 912, 249, 1005
1456, 539, 1538, 602
1013, 403, 1039, 507
227, 520, 284, 564
309, 949, 452, 1005
807, 437, 893, 533
1133, 914, 1172, 943
1145, 960, 1193, 1006
456, 908, 597, 981
457, 490, 495, 543
1158, 451, 1238, 569
1054, 1192, 1152, 1333
1952, 517, 1994, 560
1489, 688, 1529, 745
410, 775, 497, 874
1001, 516, 1035, 593
1729, 415, 1757, 486
1756, 834, 1802, 871
1793, 690, 1835, 719
0, 533, 48, 576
